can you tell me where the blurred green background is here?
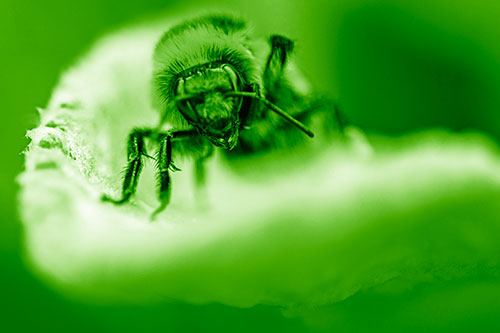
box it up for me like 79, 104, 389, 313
2, 0, 500, 331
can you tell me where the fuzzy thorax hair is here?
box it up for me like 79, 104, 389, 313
152, 14, 262, 128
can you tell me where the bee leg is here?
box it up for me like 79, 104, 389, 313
194, 145, 214, 188
333, 103, 347, 134
102, 129, 151, 205
151, 134, 173, 219
151, 129, 200, 219
194, 145, 214, 208
263, 34, 294, 92
295, 99, 348, 135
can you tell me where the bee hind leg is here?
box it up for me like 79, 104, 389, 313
263, 34, 294, 93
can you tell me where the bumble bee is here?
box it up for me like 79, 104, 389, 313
102, 13, 345, 217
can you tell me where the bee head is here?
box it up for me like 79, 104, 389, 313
175, 64, 243, 150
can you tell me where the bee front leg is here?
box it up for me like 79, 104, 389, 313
151, 134, 174, 218
102, 129, 151, 205
151, 129, 202, 218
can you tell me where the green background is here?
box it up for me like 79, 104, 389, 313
2, 0, 500, 331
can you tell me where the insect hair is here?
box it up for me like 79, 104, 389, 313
152, 14, 264, 129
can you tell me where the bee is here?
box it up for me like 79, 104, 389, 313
102, 13, 345, 217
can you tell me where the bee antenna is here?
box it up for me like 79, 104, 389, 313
224, 91, 314, 138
